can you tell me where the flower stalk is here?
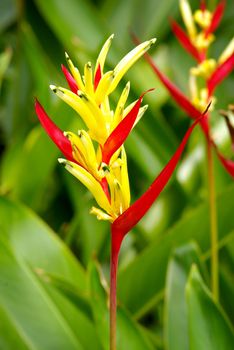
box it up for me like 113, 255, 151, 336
207, 136, 219, 300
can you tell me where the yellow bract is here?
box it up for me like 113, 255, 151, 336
51, 35, 156, 221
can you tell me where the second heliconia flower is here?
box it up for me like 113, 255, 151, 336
35, 35, 156, 222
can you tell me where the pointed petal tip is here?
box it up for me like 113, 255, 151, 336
49, 84, 57, 91
58, 158, 66, 164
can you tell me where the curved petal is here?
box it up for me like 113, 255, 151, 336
170, 19, 203, 62
216, 152, 234, 177
102, 89, 153, 164
35, 99, 74, 161
112, 115, 203, 239
205, 0, 225, 37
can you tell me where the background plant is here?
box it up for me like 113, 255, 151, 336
0, 0, 233, 349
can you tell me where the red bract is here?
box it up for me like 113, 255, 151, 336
208, 53, 234, 96
170, 19, 203, 62
217, 152, 234, 177
111, 116, 203, 245
35, 99, 74, 162
94, 64, 102, 91
205, 0, 225, 37
142, 51, 210, 136
61, 64, 78, 94
102, 89, 154, 164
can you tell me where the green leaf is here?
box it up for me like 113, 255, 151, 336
34, 0, 105, 54
0, 196, 86, 291
0, 0, 17, 33
186, 265, 234, 350
164, 242, 207, 350
0, 47, 12, 90
88, 262, 154, 350
0, 197, 105, 349
0, 237, 84, 349
118, 183, 234, 317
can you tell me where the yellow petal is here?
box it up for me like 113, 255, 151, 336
218, 37, 234, 64
78, 91, 107, 133
94, 70, 115, 105
179, 0, 197, 39
50, 85, 99, 133
95, 34, 114, 74
90, 207, 114, 221
112, 82, 130, 130
133, 105, 148, 128
65, 130, 100, 177
58, 159, 113, 214
65, 52, 85, 90
84, 62, 94, 95
108, 38, 156, 94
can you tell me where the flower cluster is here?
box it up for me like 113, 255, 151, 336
140, 0, 234, 176
35, 34, 203, 245
36, 35, 155, 222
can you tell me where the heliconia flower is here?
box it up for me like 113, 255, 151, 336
35, 32, 204, 229
35, 35, 158, 222
135, 0, 234, 177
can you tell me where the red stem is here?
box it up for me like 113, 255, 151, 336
110, 231, 122, 350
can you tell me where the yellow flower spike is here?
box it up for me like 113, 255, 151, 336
179, 0, 197, 39
90, 207, 114, 221
58, 158, 113, 215
84, 62, 94, 95
94, 70, 115, 105
94, 34, 114, 74
50, 85, 99, 135
112, 82, 131, 130
219, 37, 234, 64
194, 9, 212, 29
65, 52, 85, 90
108, 38, 156, 94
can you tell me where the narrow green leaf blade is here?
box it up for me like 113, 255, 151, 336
164, 242, 207, 350
186, 265, 234, 350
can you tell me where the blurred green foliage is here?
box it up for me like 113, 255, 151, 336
0, 0, 233, 348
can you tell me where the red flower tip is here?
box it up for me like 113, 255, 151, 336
94, 64, 102, 91
208, 53, 234, 96
61, 64, 78, 94
111, 115, 204, 239
170, 19, 203, 62
205, 0, 225, 38
35, 99, 74, 161
200, 0, 206, 11
102, 89, 154, 164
